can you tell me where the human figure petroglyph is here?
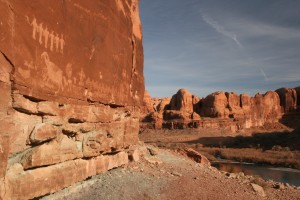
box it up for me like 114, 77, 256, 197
30, 18, 65, 53
44, 26, 49, 48
41, 52, 63, 91
31, 18, 38, 39
63, 63, 73, 91
55, 33, 60, 52
38, 23, 44, 45
78, 68, 86, 86
49, 31, 55, 51
60, 34, 65, 53
66, 63, 73, 79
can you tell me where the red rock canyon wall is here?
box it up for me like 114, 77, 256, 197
141, 87, 299, 131
0, 0, 144, 199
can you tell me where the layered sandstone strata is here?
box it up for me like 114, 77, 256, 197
0, 0, 144, 199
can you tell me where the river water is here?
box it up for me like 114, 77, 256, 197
212, 161, 300, 187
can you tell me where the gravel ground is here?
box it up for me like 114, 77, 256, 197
42, 144, 300, 200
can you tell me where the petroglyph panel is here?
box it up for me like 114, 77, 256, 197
0, 0, 144, 106
30, 17, 65, 53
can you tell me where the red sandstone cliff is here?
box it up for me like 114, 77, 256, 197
141, 87, 298, 131
275, 88, 298, 113
0, 1, 144, 199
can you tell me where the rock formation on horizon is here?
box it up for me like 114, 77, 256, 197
141, 86, 299, 131
275, 88, 298, 113
0, 1, 144, 199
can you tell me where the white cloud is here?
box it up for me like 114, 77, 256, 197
259, 68, 269, 82
201, 14, 243, 48
225, 17, 300, 41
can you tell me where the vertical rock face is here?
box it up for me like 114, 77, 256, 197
275, 88, 297, 113
226, 92, 244, 118
262, 91, 282, 123
140, 90, 171, 129
1, 0, 144, 105
142, 90, 155, 113
200, 91, 229, 118
0, 53, 12, 180
169, 89, 194, 113
0, 0, 144, 199
294, 87, 300, 109
140, 88, 284, 131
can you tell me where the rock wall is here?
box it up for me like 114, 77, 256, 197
0, 0, 144, 199
296, 87, 300, 109
140, 88, 294, 132
275, 88, 298, 112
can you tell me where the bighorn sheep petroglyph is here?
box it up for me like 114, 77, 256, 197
41, 52, 63, 91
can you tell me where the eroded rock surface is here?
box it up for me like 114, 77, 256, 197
140, 88, 290, 132
0, 0, 144, 199
276, 88, 297, 113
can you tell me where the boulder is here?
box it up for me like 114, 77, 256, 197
179, 148, 211, 166
251, 183, 266, 197
128, 148, 140, 162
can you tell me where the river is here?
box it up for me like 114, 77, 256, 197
212, 161, 300, 187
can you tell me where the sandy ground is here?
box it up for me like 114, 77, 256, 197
42, 143, 300, 200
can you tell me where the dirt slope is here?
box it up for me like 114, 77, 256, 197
42, 143, 300, 200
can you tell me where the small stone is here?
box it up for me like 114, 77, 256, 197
128, 149, 140, 162
229, 173, 237, 179
171, 171, 182, 177
273, 183, 285, 190
147, 147, 159, 156
251, 183, 266, 197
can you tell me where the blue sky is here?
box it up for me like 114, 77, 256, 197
140, 0, 300, 98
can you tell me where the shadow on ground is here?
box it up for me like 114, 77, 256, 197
184, 129, 300, 150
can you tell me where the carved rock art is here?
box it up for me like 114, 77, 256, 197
30, 17, 65, 53
0, 1, 144, 198
41, 52, 63, 91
